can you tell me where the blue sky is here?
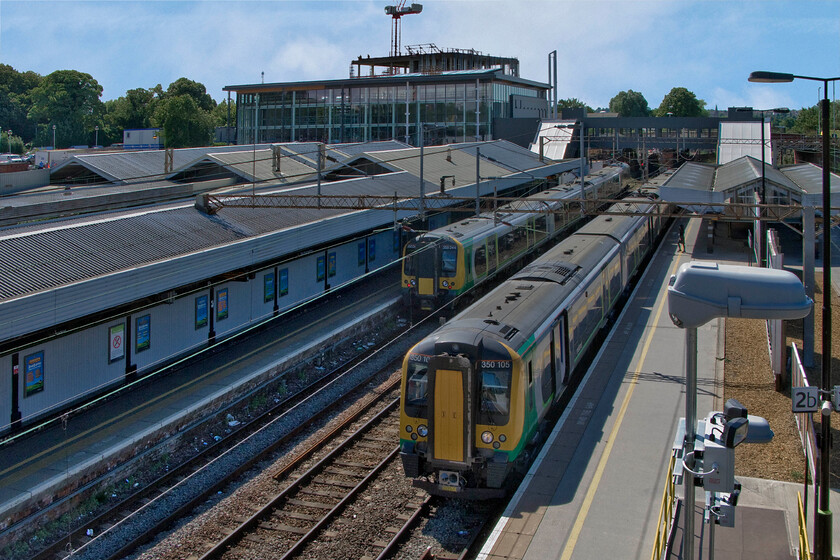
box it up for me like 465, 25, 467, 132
0, 0, 837, 112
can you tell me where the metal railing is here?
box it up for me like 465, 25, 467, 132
798, 491, 812, 560
651, 454, 678, 560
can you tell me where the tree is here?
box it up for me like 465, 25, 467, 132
0, 64, 42, 144
106, 87, 158, 131
164, 78, 215, 112
153, 94, 214, 148
212, 99, 237, 128
555, 98, 593, 113
28, 70, 104, 148
608, 90, 650, 117
654, 87, 707, 117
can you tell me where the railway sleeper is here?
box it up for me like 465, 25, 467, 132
315, 476, 358, 488
259, 522, 310, 535
324, 466, 366, 476
287, 498, 334, 510
300, 487, 347, 499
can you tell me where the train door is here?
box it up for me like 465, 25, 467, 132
428, 355, 472, 464
554, 316, 569, 386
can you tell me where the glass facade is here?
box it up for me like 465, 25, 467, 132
235, 78, 544, 146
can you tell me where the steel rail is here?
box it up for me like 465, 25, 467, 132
198, 398, 401, 559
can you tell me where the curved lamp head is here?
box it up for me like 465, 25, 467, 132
749, 71, 795, 83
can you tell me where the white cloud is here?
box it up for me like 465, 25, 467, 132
1, 0, 837, 110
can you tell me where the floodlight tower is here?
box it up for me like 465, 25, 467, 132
384, 2, 423, 57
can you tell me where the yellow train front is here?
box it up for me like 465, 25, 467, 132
399, 332, 526, 499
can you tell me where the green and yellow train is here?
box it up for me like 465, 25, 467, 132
399, 196, 665, 498
401, 164, 630, 311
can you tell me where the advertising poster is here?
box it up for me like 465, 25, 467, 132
109, 323, 125, 363
279, 268, 289, 296
217, 288, 229, 321
136, 315, 151, 352
24, 351, 44, 397
317, 256, 325, 281
264, 272, 275, 303
195, 295, 208, 329
328, 252, 336, 277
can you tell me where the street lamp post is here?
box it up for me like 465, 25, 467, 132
52, 124, 56, 150
749, 70, 840, 560
94, 125, 99, 148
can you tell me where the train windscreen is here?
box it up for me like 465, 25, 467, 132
478, 364, 511, 425
403, 243, 436, 276
404, 357, 429, 418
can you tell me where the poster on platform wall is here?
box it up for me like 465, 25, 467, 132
136, 315, 151, 352
264, 272, 275, 303
217, 288, 229, 321
195, 295, 208, 329
24, 351, 44, 397
109, 323, 125, 363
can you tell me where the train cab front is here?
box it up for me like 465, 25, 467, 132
399, 335, 521, 499
401, 235, 462, 311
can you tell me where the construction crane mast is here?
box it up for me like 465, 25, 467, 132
384, 2, 422, 57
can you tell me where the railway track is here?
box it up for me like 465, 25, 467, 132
198, 392, 402, 559
33, 314, 439, 560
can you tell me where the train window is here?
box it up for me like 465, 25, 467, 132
404, 361, 429, 418
535, 216, 547, 243
440, 246, 457, 275
358, 242, 366, 266
487, 236, 497, 270
474, 245, 487, 278
478, 368, 511, 424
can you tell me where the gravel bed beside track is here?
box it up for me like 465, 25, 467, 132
70, 319, 438, 560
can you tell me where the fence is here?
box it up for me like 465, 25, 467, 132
791, 342, 817, 558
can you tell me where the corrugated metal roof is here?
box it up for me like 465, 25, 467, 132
0, 170, 440, 303
363, 144, 511, 189
781, 163, 840, 196
661, 162, 716, 192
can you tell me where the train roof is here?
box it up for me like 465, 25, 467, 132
434, 232, 618, 354
574, 199, 655, 241
416, 165, 625, 244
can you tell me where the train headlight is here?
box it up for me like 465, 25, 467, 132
405, 425, 412, 433
442, 280, 449, 288
481, 431, 494, 444
417, 424, 428, 437
410, 279, 416, 287
498, 434, 506, 442
411, 433, 418, 440
493, 442, 501, 449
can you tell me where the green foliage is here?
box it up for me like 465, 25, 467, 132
152, 94, 214, 148
0, 64, 42, 144
28, 70, 104, 148
164, 77, 216, 112
212, 99, 237, 127
654, 87, 707, 117
555, 97, 593, 113
1, 132, 25, 154
608, 90, 650, 117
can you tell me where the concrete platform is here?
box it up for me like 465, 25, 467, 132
478, 218, 840, 560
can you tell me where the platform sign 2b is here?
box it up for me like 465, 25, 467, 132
791, 386, 819, 413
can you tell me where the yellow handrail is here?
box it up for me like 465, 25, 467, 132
651, 454, 677, 560
797, 492, 811, 560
